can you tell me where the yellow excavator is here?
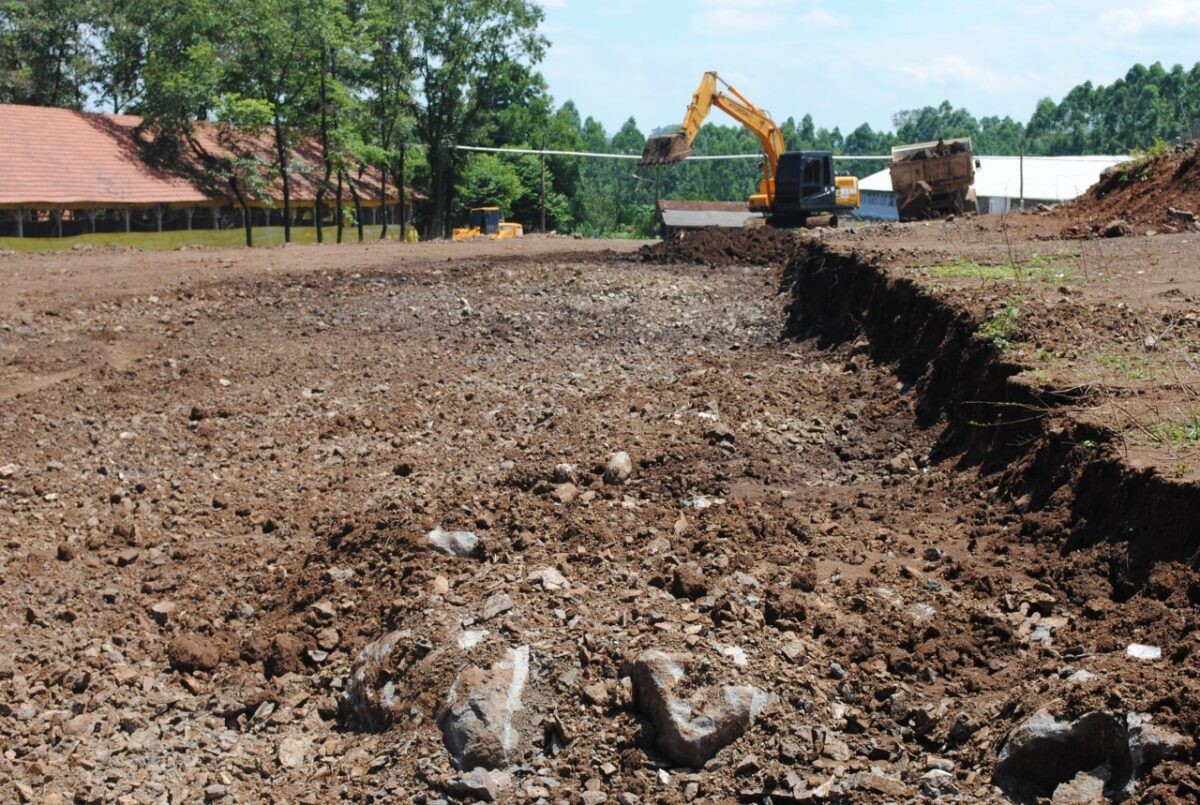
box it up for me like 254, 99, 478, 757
642, 72, 859, 227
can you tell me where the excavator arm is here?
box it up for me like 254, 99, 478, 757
641, 71, 787, 207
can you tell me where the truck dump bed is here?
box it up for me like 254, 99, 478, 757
889, 138, 977, 221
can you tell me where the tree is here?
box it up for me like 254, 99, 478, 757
0, 0, 94, 107
456, 153, 524, 217
361, 0, 416, 240
222, 0, 330, 243
409, 0, 547, 238
206, 94, 276, 247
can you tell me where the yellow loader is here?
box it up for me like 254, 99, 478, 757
452, 207, 524, 241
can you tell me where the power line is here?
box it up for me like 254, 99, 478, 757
454, 145, 890, 161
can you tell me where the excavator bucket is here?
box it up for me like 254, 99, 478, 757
640, 132, 692, 166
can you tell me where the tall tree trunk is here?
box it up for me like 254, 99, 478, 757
428, 146, 445, 239
398, 142, 407, 241
348, 171, 365, 242
336, 168, 345, 244
274, 107, 292, 243
379, 164, 389, 240
316, 45, 332, 245
230, 178, 253, 248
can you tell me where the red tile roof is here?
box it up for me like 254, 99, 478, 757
0, 104, 417, 209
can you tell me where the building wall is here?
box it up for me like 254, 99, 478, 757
856, 190, 899, 221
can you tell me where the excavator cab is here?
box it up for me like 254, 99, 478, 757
775, 152, 861, 225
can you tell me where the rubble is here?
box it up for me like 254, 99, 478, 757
428, 525, 482, 557
440, 646, 531, 769
630, 650, 769, 767
341, 630, 414, 730
3, 232, 1198, 800
994, 710, 1131, 798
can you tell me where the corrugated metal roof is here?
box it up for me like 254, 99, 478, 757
0, 104, 420, 208
858, 155, 1129, 202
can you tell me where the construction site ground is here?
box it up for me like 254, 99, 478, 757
0, 222, 1196, 804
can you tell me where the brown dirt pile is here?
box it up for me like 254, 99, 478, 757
1062, 142, 1200, 236
640, 225, 796, 266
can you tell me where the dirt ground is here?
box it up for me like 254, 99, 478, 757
0, 226, 1196, 804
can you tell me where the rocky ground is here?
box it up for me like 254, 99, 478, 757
0, 231, 1196, 803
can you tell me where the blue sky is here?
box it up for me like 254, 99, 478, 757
537, 0, 1200, 136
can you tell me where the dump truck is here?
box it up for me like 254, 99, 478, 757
452, 207, 523, 241
889, 138, 978, 222
641, 71, 859, 228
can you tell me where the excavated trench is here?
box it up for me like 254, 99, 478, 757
251, 238, 1198, 801
782, 239, 1200, 599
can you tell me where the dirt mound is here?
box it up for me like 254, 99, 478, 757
1062, 143, 1200, 236
640, 225, 796, 266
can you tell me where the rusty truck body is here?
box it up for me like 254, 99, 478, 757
889, 138, 978, 222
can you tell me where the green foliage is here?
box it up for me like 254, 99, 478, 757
1147, 413, 1200, 447
977, 299, 1024, 349
0, 0, 93, 108
456, 154, 525, 218
0, 225, 409, 253
5, 0, 1200, 242
1094, 351, 1161, 381
916, 253, 1078, 284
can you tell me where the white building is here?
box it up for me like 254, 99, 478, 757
856, 155, 1130, 220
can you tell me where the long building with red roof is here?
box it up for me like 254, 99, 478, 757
0, 104, 419, 237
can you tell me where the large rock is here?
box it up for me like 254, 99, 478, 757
994, 710, 1131, 798
427, 526, 481, 557
167, 634, 221, 673
631, 650, 769, 768
603, 451, 632, 485
341, 630, 414, 730
445, 769, 512, 802
1127, 712, 1194, 769
440, 646, 530, 769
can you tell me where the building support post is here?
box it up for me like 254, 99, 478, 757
86, 210, 98, 234
123, 208, 131, 233
155, 205, 164, 233
213, 206, 221, 230
15, 208, 24, 238
185, 207, 194, 231
52, 210, 63, 238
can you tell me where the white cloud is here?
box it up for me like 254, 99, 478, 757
893, 54, 1045, 95
1099, 0, 1200, 34
693, 0, 843, 35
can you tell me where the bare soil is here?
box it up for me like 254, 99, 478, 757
0, 228, 1196, 804
1060, 142, 1200, 236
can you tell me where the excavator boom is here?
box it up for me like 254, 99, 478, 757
642, 70, 859, 224
640, 71, 787, 209
640, 72, 785, 171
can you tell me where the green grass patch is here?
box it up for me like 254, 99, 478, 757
915, 252, 1080, 284
0, 225, 417, 253
1147, 413, 1200, 447
977, 297, 1024, 349
1093, 351, 1163, 381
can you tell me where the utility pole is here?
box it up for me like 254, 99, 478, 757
539, 134, 547, 234
1019, 145, 1025, 211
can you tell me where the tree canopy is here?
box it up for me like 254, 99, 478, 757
0, 1, 1197, 239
